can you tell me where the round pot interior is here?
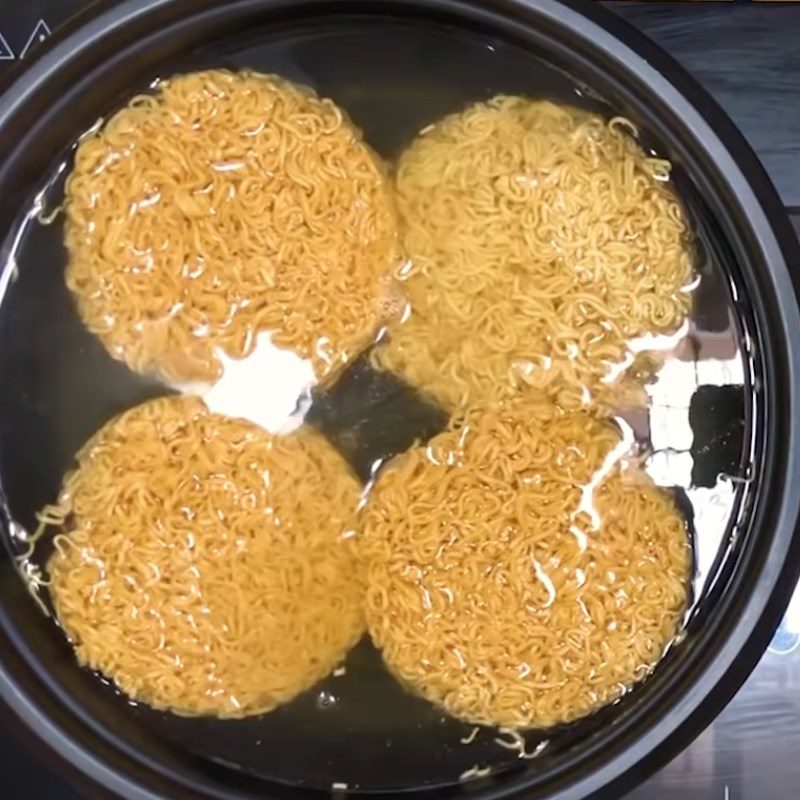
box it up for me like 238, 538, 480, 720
0, 2, 799, 800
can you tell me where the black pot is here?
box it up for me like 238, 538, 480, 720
1, 1, 799, 799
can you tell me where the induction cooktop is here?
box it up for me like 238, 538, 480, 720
1, 2, 799, 800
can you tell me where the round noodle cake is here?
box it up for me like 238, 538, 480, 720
373, 96, 694, 412
65, 69, 401, 384
360, 398, 691, 728
44, 395, 364, 717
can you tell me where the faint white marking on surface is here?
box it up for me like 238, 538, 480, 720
20, 19, 51, 59
0, 31, 15, 60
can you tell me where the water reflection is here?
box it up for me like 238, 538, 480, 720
639, 316, 747, 602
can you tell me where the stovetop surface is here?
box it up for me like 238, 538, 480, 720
0, 2, 799, 799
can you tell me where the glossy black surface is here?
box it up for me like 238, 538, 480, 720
0, 1, 798, 799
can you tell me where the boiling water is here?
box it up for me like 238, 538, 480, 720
0, 15, 755, 792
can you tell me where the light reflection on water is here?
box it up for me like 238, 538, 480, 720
638, 319, 746, 602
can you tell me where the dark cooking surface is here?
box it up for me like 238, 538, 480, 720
0, 1, 799, 799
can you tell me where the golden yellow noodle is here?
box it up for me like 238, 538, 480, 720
360, 397, 690, 728
43, 396, 364, 717
46, 87, 694, 731
65, 69, 401, 384
373, 97, 693, 412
